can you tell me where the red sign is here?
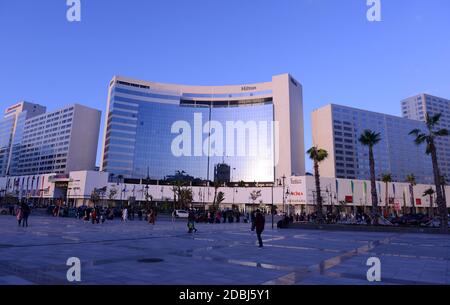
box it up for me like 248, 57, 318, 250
345, 196, 353, 203
290, 192, 303, 196
416, 198, 422, 206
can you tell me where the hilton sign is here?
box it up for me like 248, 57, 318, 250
241, 86, 257, 91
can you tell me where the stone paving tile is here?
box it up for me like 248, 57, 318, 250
1, 214, 449, 285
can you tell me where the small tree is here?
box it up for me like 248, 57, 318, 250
212, 181, 221, 210
90, 188, 101, 206
108, 187, 118, 206
216, 191, 225, 208
423, 188, 436, 217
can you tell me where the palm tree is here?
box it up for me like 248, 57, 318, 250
410, 113, 449, 232
307, 146, 328, 223
406, 174, 417, 214
381, 173, 392, 214
423, 188, 436, 217
358, 130, 381, 224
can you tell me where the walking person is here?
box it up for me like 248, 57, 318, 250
91, 208, 97, 224
148, 208, 155, 225
16, 205, 23, 226
187, 209, 197, 233
255, 209, 265, 248
122, 207, 128, 222
21, 202, 31, 228
250, 210, 256, 231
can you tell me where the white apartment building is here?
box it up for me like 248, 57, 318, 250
0, 103, 101, 176
401, 94, 450, 180
312, 104, 433, 184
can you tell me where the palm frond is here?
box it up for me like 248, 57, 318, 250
435, 129, 449, 137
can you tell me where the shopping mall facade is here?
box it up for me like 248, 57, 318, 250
1, 171, 449, 215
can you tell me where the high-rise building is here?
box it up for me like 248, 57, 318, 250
101, 74, 305, 182
312, 104, 433, 184
214, 163, 231, 183
0, 102, 46, 176
0, 103, 101, 176
401, 94, 450, 179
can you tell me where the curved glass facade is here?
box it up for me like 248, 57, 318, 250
103, 84, 276, 182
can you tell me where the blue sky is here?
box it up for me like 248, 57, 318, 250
1, 0, 449, 172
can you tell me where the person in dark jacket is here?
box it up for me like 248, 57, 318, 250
254, 209, 265, 248
187, 209, 197, 233
250, 211, 256, 231
21, 202, 31, 227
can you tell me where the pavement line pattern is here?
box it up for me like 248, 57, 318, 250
262, 234, 400, 285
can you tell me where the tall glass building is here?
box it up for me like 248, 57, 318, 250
101, 74, 305, 182
312, 104, 433, 184
401, 94, 450, 180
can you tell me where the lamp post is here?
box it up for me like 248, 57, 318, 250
285, 187, 290, 216
282, 175, 286, 215
271, 182, 274, 229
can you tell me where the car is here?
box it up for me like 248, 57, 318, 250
0, 206, 8, 215
174, 210, 189, 218
390, 214, 431, 226
422, 218, 450, 228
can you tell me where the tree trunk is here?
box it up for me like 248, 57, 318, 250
443, 185, 447, 207
430, 142, 448, 232
409, 184, 416, 214
369, 147, 379, 225
314, 159, 324, 223
429, 195, 434, 217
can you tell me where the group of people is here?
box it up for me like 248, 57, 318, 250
15, 202, 31, 227
75, 206, 159, 225
290, 211, 373, 224
121, 207, 157, 224
184, 208, 266, 248
185, 209, 245, 224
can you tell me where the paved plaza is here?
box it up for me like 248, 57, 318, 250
0, 213, 449, 285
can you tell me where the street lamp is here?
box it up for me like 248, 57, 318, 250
271, 182, 274, 229
285, 187, 290, 216
282, 175, 286, 215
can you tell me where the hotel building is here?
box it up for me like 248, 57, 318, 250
311, 104, 433, 184
0, 102, 101, 176
101, 74, 305, 182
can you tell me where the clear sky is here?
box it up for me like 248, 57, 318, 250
1, 0, 449, 172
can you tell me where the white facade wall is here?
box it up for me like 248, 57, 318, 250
3, 171, 447, 210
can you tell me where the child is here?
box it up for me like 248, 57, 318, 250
16, 207, 23, 226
